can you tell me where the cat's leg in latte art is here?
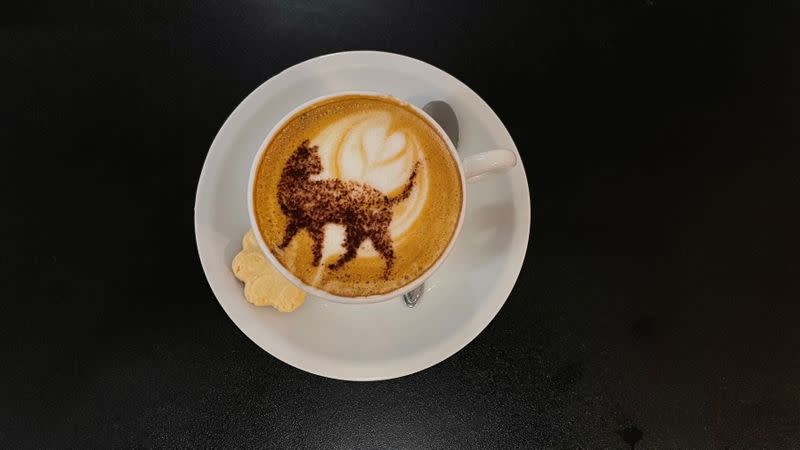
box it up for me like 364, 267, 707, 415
328, 227, 363, 270
307, 226, 324, 266
278, 219, 302, 249
370, 229, 395, 279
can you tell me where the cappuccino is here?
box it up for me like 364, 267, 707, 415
252, 94, 462, 297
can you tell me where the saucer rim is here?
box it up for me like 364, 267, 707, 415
194, 50, 532, 381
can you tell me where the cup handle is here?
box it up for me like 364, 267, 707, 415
462, 149, 517, 183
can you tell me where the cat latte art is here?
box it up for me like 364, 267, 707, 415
252, 94, 462, 297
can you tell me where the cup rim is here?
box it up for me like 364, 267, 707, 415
247, 90, 467, 304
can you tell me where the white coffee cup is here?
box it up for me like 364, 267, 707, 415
248, 91, 517, 304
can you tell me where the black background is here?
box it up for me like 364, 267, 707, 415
3, 1, 800, 448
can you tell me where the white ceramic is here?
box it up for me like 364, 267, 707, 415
195, 51, 531, 381
246, 91, 517, 304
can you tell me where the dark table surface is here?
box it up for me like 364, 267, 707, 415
3, 1, 800, 448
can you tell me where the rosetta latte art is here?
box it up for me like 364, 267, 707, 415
288, 112, 429, 270
277, 140, 419, 278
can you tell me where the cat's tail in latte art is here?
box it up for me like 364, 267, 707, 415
386, 161, 421, 206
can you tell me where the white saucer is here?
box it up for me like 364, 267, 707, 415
194, 51, 531, 381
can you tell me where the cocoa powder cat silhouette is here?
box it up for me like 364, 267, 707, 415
277, 140, 419, 278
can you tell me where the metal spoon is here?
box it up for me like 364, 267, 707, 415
403, 101, 460, 308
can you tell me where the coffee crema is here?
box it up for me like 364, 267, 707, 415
252, 94, 462, 297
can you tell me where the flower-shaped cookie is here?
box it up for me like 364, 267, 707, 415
231, 230, 305, 312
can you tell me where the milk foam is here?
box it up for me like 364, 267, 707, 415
309, 111, 429, 261
253, 94, 463, 297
